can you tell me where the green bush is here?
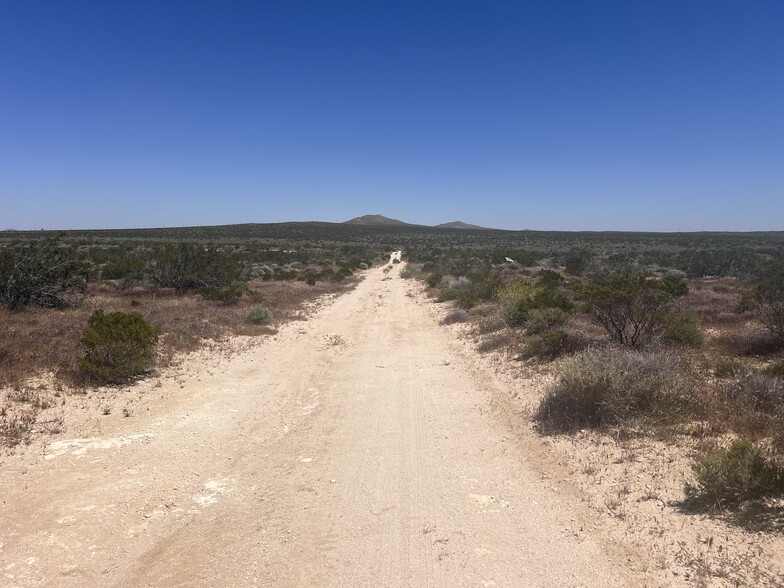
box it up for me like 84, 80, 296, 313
535, 348, 693, 433
686, 438, 784, 507
199, 281, 247, 303
148, 243, 245, 293
78, 310, 160, 384
521, 330, 567, 361
247, 306, 273, 325
425, 273, 442, 288
525, 307, 571, 335
573, 271, 688, 349
661, 310, 704, 347
498, 277, 572, 328
0, 241, 89, 309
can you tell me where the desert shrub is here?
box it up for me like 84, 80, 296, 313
714, 358, 745, 378
467, 269, 502, 302
454, 290, 479, 310
661, 309, 704, 347
498, 277, 572, 328
392, 258, 401, 264
744, 258, 784, 340
763, 361, 784, 379
441, 308, 469, 325
425, 273, 442, 288
535, 348, 693, 433
525, 307, 571, 335
399, 263, 423, 279
358, 262, 369, 270
564, 249, 592, 276
0, 241, 89, 309
148, 243, 245, 293
574, 271, 688, 349
520, 330, 567, 361
686, 438, 784, 507
724, 372, 784, 416
78, 310, 160, 384
101, 254, 146, 285
199, 281, 247, 303
247, 306, 273, 325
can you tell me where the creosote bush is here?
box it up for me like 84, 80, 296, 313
78, 310, 161, 384
574, 271, 688, 349
247, 306, 274, 325
0, 241, 88, 309
686, 438, 784, 507
535, 348, 693, 433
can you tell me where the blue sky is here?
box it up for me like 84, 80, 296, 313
1, 1, 782, 231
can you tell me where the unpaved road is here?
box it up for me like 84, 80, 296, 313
1, 255, 646, 587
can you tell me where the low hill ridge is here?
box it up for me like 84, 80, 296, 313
343, 214, 412, 226
435, 221, 487, 230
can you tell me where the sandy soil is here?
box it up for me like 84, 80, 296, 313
3, 255, 661, 587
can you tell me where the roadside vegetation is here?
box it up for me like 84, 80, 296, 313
0, 226, 389, 448
400, 226, 784, 531
4, 222, 784, 520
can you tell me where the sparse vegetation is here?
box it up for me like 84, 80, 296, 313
520, 329, 567, 361
573, 271, 688, 349
535, 348, 694, 433
78, 310, 161, 384
686, 438, 784, 507
0, 240, 88, 309
247, 306, 274, 325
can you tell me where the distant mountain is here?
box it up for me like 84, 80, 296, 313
435, 221, 488, 230
343, 214, 412, 226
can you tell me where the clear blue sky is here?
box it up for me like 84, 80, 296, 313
1, 1, 782, 231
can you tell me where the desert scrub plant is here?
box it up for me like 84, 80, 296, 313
573, 270, 688, 349
147, 243, 245, 294
520, 329, 567, 361
78, 310, 161, 384
535, 348, 694, 433
0, 241, 89, 309
247, 306, 273, 325
525, 307, 571, 335
440, 308, 469, 325
497, 276, 572, 328
661, 309, 704, 347
723, 371, 784, 417
747, 257, 784, 340
686, 438, 784, 508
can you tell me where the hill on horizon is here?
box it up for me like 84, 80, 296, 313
343, 214, 413, 226
344, 215, 491, 230
434, 221, 488, 230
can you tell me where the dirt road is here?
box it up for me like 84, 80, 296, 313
1, 255, 645, 587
